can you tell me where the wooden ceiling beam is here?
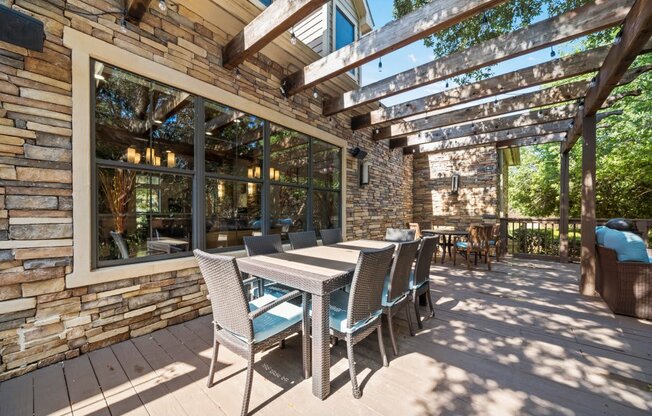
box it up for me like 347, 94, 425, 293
563, 0, 652, 152
222, 0, 329, 70
352, 40, 652, 130
374, 64, 650, 141
281, 0, 505, 96
324, 0, 634, 116
126, 0, 153, 22
496, 134, 566, 149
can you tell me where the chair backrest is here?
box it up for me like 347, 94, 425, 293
490, 224, 501, 240
385, 240, 420, 302
347, 245, 395, 329
289, 230, 318, 250
193, 250, 253, 342
385, 228, 416, 242
243, 234, 284, 256
467, 225, 489, 249
320, 228, 342, 245
408, 222, 422, 239
110, 231, 130, 259
413, 236, 438, 287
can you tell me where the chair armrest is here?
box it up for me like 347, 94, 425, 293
242, 276, 258, 286
248, 290, 302, 319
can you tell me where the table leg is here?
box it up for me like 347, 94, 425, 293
447, 235, 453, 259
302, 293, 311, 379
311, 293, 330, 399
440, 235, 446, 264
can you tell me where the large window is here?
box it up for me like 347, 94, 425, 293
93, 62, 342, 267
335, 7, 355, 51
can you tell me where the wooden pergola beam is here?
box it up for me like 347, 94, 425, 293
222, 0, 329, 70
323, 0, 634, 116
497, 134, 566, 149
394, 104, 577, 150
563, 0, 652, 153
375, 64, 650, 141
126, 0, 153, 22
281, 0, 505, 96
352, 40, 652, 130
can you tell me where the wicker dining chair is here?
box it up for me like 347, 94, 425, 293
381, 240, 420, 354
408, 222, 422, 239
288, 230, 318, 250
320, 228, 343, 245
385, 228, 417, 242
243, 235, 286, 297
453, 225, 491, 270
409, 236, 438, 330
327, 245, 395, 399
194, 250, 309, 416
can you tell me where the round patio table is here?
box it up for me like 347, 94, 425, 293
422, 229, 469, 264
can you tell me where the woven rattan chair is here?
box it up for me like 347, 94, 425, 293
453, 225, 491, 270
288, 230, 318, 250
320, 228, 342, 245
381, 240, 420, 354
194, 250, 309, 416
243, 235, 285, 297
409, 236, 438, 330
327, 245, 395, 398
385, 228, 417, 242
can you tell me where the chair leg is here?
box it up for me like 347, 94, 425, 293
466, 250, 472, 270
405, 303, 415, 337
426, 288, 435, 318
453, 248, 457, 266
240, 353, 255, 416
346, 337, 362, 399
486, 250, 492, 271
386, 309, 399, 356
207, 337, 219, 388
413, 297, 423, 330
377, 324, 388, 367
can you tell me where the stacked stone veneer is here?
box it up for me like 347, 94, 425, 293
0, 0, 413, 380
412, 145, 499, 230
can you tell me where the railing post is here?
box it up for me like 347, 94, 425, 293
580, 115, 597, 296
500, 218, 508, 256
559, 145, 570, 263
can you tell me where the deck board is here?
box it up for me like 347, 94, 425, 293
2, 258, 651, 415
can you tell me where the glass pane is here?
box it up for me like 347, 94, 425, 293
269, 185, 307, 240
204, 101, 264, 178
205, 179, 262, 249
312, 139, 341, 190
269, 124, 309, 185
335, 8, 355, 50
94, 61, 194, 169
312, 191, 340, 237
97, 167, 192, 263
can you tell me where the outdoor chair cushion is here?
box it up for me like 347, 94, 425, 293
455, 241, 469, 249
326, 290, 381, 333
602, 228, 649, 263
247, 294, 303, 343
595, 226, 608, 246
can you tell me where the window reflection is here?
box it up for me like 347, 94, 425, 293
313, 191, 340, 237
312, 138, 341, 190
270, 186, 307, 239
269, 124, 309, 185
205, 179, 262, 249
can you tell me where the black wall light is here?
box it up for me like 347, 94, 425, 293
349, 147, 370, 186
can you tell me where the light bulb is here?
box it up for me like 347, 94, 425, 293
378, 58, 383, 72
312, 88, 319, 99
158, 0, 167, 12
550, 46, 556, 58
290, 31, 297, 45
119, 17, 128, 33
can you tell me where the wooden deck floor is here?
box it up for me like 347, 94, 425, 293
1, 258, 651, 416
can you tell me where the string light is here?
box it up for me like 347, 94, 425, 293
119, 15, 128, 33
481, 13, 489, 28
234, 68, 241, 80
445, 81, 449, 88
312, 87, 318, 99
614, 29, 623, 45
290, 27, 297, 45
550, 46, 556, 58
158, 0, 167, 12
378, 57, 383, 72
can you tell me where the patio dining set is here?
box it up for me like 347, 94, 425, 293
193, 224, 500, 415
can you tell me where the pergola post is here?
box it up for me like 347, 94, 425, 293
579, 114, 597, 295
559, 145, 570, 263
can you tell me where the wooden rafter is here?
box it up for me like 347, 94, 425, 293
126, 0, 153, 22
374, 64, 650, 141
563, 0, 652, 152
281, 0, 505, 96
497, 134, 566, 149
352, 40, 652, 130
393, 104, 577, 150
323, 0, 634, 116
222, 0, 329, 70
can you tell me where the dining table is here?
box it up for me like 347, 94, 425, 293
421, 229, 469, 264
236, 239, 395, 400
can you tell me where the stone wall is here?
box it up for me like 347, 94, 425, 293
0, 0, 412, 380
412, 145, 499, 230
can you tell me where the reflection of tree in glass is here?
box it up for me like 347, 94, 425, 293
98, 168, 136, 234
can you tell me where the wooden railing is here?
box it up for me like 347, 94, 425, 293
500, 218, 652, 262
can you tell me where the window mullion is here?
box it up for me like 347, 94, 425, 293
194, 97, 205, 250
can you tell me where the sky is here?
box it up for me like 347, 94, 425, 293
359, 2, 585, 109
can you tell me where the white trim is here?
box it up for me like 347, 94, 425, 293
63, 27, 347, 289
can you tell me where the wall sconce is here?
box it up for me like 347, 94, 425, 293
451, 173, 460, 194
269, 168, 281, 182
166, 150, 175, 167
360, 161, 370, 186
247, 166, 262, 179
154, 156, 161, 167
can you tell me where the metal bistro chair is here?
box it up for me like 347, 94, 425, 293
194, 250, 309, 416
410, 236, 438, 330
385, 228, 417, 242
243, 235, 286, 298
381, 240, 420, 355
288, 230, 318, 250
453, 225, 492, 270
327, 245, 395, 398
320, 228, 343, 245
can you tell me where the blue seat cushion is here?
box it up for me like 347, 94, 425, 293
248, 294, 302, 343
595, 226, 608, 246
602, 228, 649, 263
382, 275, 408, 307
327, 290, 381, 333
455, 241, 468, 249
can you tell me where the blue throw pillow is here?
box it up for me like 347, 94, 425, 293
595, 226, 608, 246
602, 228, 649, 263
